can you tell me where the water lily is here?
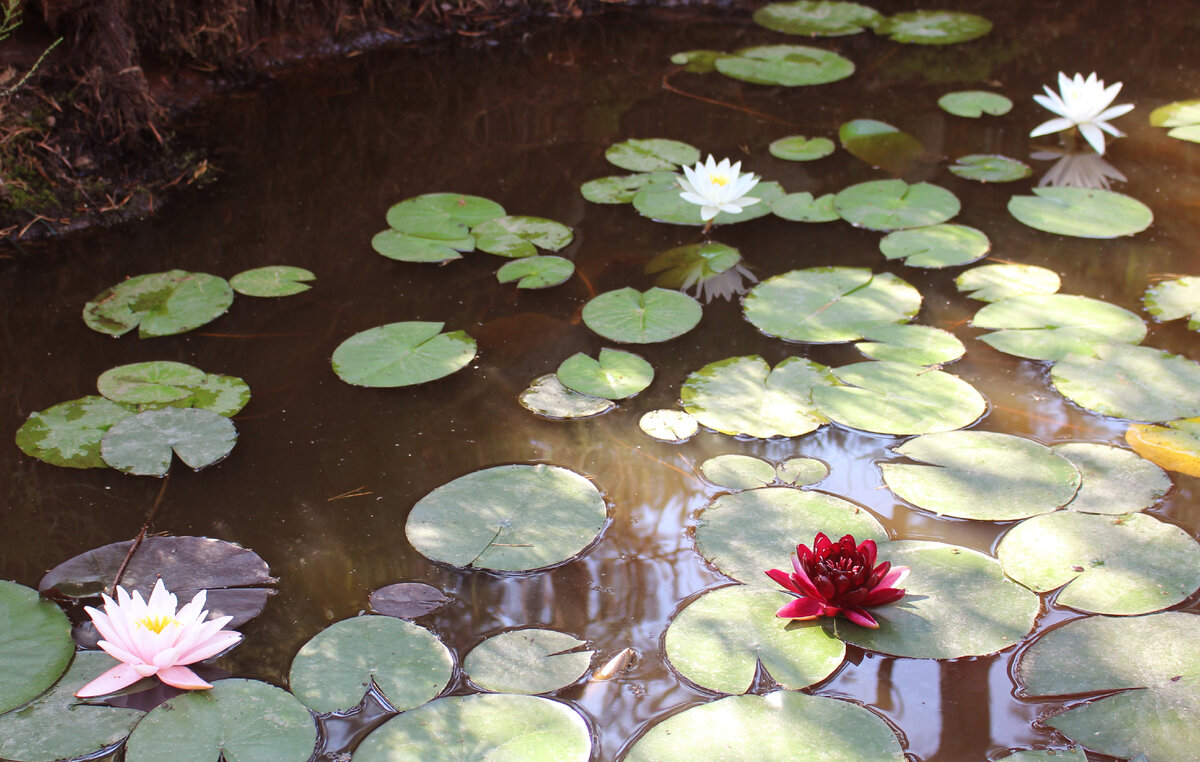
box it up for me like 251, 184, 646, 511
1030, 72, 1134, 155
75, 579, 242, 697
678, 155, 760, 225
765, 533, 908, 629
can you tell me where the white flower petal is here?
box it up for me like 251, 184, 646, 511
1077, 122, 1108, 154
1030, 117, 1074, 137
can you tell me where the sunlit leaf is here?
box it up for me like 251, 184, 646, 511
518, 374, 615, 419
937, 90, 1012, 117
1148, 99, 1200, 127
633, 180, 785, 226
15, 396, 136, 469
875, 10, 992, 44
878, 223, 989, 268
370, 582, 453, 620
771, 192, 839, 222
496, 255, 574, 289
955, 263, 1061, 302
332, 321, 476, 387
1053, 443, 1170, 514
680, 355, 833, 438
385, 192, 505, 240
714, 45, 855, 87
557, 349, 653, 400
606, 138, 700, 172
1008, 187, 1153, 238
855, 324, 965, 365
582, 287, 702, 343
1167, 124, 1200, 142
838, 119, 926, 174
1144, 276, 1200, 330
834, 179, 960, 231
472, 215, 573, 258
0, 581, 72, 715
777, 457, 829, 486
768, 135, 836, 161
229, 266, 315, 297
812, 361, 985, 435
638, 409, 698, 442
752, 1, 882, 36
83, 270, 234, 338
700, 454, 777, 490
101, 407, 236, 476
972, 294, 1146, 361
464, 628, 592, 695
1126, 417, 1200, 478
949, 154, 1032, 182
1051, 343, 1200, 422
580, 171, 676, 204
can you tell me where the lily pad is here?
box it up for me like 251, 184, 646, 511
633, 180, 785, 226
97, 362, 249, 416
370, 582, 453, 619
175, 373, 253, 417
880, 431, 1081, 521
771, 192, 839, 222
518, 374, 615, 419
1144, 276, 1200, 330
664, 585, 845, 693
972, 294, 1146, 362
1053, 443, 1170, 514
752, 1, 882, 36
1149, 99, 1200, 127
1008, 187, 1153, 238
625, 691, 905, 761
743, 267, 922, 343
605, 138, 700, 172
464, 628, 592, 695
332, 321, 476, 387
1016, 611, 1200, 762
878, 223, 989, 268
768, 134, 836, 161
812, 361, 986, 435
288, 615, 453, 713
714, 45, 855, 87
100, 407, 237, 476
695, 487, 887, 585
580, 172, 675, 204
639, 409, 699, 442
937, 90, 1013, 118
777, 457, 829, 486
496, 255, 574, 289
875, 10, 993, 44
557, 349, 653, 400
955, 263, 1061, 302
0, 581, 72, 715
856, 324, 965, 365
83, 270, 234, 338
949, 154, 1032, 182
582, 287, 702, 344
669, 49, 730, 73
1051, 343, 1200, 422
834, 179, 960, 231
124, 679, 317, 762
15, 396, 136, 469
384, 192, 505, 240
995, 751, 1086, 762
1126, 417, 1200, 478
838, 120, 926, 174
997, 511, 1200, 615
371, 229, 474, 263
406, 464, 607, 572
700, 454, 777, 490
646, 242, 742, 290
472, 216, 573, 258
229, 266, 315, 297
680, 355, 833, 438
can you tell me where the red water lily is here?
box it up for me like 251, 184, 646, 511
765, 533, 909, 629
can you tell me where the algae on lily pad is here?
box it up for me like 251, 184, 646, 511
1144, 275, 1200, 330
700, 454, 777, 490
834, 179, 960, 231
332, 321, 476, 387
768, 134, 835, 161
838, 120, 926, 174
752, 1, 882, 36
955, 263, 1061, 302
580, 171, 675, 204
855, 324, 965, 365
875, 10, 992, 44
949, 154, 1032, 182
518, 374, 615, 419
680, 355, 833, 438
771, 191, 839, 222
633, 180, 784, 226
878, 223, 989, 268
229, 266, 315, 297
1126, 417, 1200, 478
582, 287, 702, 344
556, 349, 653, 400
1050, 343, 1200, 422
472, 215, 573, 258
1008, 187, 1153, 238
15, 396, 136, 469
83, 270, 234, 338
714, 45, 855, 87
0, 581, 73, 715
464, 628, 592, 695
1052, 443, 1170, 514
605, 138, 699, 172
496, 255, 574, 289
972, 294, 1146, 362
812, 361, 985, 436
937, 90, 1012, 118
101, 407, 237, 476
639, 409, 699, 442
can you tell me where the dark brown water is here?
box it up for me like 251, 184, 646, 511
3, 1, 1200, 759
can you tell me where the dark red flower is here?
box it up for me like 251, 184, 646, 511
765, 533, 909, 629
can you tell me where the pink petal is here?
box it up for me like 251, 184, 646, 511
862, 587, 906, 606
765, 568, 798, 592
776, 596, 825, 620
843, 608, 880, 629
96, 640, 143, 668
878, 566, 909, 589
176, 631, 242, 665
157, 665, 213, 691
75, 662, 144, 698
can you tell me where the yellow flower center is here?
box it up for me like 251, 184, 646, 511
710, 173, 730, 187
136, 615, 178, 634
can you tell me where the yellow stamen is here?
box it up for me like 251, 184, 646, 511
137, 615, 178, 634
710, 174, 729, 187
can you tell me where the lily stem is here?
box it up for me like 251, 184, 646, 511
109, 469, 172, 595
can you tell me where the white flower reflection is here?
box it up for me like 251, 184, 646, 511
1032, 149, 1127, 190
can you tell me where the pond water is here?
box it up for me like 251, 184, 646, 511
3, 1, 1200, 759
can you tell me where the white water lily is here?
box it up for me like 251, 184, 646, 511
678, 155, 761, 223
1030, 72, 1134, 155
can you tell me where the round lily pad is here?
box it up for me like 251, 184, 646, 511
518, 374, 615, 419
777, 457, 829, 486
97, 361, 208, 406
838, 119, 926, 174
680, 355, 833, 438
743, 267, 921, 343
639, 409, 699, 442
768, 135, 835, 161
752, 1, 882, 36
633, 180, 784, 226
972, 294, 1146, 362
955, 263, 1061, 302
1051, 343, 1200, 423
714, 45, 855, 87
771, 192, 839, 222
15, 396, 136, 469
880, 431, 1081, 521
949, 154, 1032, 182
1126, 417, 1200, 478
83, 270, 234, 338
288, 615, 453, 713
332, 321, 476, 387
174, 373, 252, 417
369, 582, 453, 620
645, 242, 742, 290
879, 224, 989, 268
812, 361, 986, 435
472, 216, 573, 258
384, 192, 505, 240
700, 454, 777, 490
856, 324, 965, 365
580, 172, 675, 204
496, 255, 574, 289
406, 464, 607, 572
606, 139, 700, 172
1008, 187, 1153, 238
371, 229, 473, 263
664, 585, 845, 694
834, 179, 960, 231
1144, 276, 1200, 330
997, 511, 1200, 615
937, 90, 1013, 118
582, 287, 702, 344
0, 581, 72, 715
1053, 443, 1170, 514
101, 407, 237, 476
464, 628, 592, 695
875, 10, 993, 44
557, 349, 653, 400
229, 266, 315, 297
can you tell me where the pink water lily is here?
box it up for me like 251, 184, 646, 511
75, 579, 242, 698
765, 533, 909, 629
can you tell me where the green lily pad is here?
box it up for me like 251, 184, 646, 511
175, 373, 252, 417
580, 172, 676, 204
556, 349, 653, 400
582, 287, 702, 344
997, 511, 1200, 615
743, 267, 921, 343
124, 679, 317, 762
949, 154, 1032, 182
83, 270, 234, 338
229, 266, 315, 297
955, 263, 1061, 302
464, 628, 592, 695
15, 396, 136, 469
371, 229, 474, 263
700, 454, 777, 490
385, 192, 506, 240
752, 1, 882, 36
879, 224, 989, 268
1150, 99, 1200, 127
834, 179, 960, 231
354, 694, 591, 762
972, 294, 1146, 362
880, 431, 1081, 521
669, 49, 730, 73
812, 361, 986, 435
472, 216, 573, 258
875, 10, 993, 44
101, 361, 206, 404
606, 139, 700, 172
680, 355, 834, 438
834, 540, 1039, 658
496, 255, 574, 289
664, 585, 845, 694
1008, 187, 1153, 238
771, 192, 839, 222
1016, 612, 1200, 762
406, 464, 607, 572
695, 487, 887, 585
1050, 343, 1200, 422
0, 581, 72, 715
994, 750, 1086, 762
1052, 443, 1171, 514
639, 409, 699, 442
777, 457, 829, 486
332, 321, 476, 387
937, 90, 1013, 118
288, 615, 453, 712
101, 407, 238, 476
646, 242, 741, 291
838, 120, 927, 174
1144, 276, 1200, 329
0, 651, 143, 762
1167, 124, 1200, 142
632, 180, 784, 226
768, 135, 836, 161
518, 374, 615, 419
856, 324, 965, 365
714, 45, 855, 87
625, 691, 905, 761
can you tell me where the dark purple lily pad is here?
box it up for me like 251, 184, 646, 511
369, 582, 454, 619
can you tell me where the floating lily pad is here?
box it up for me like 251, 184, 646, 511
680, 355, 833, 438
972, 294, 1146, 362
582, 287, 702, 344
997, 511, 1200, 615
606, 139, 700, 172
834, 179, 960, 231
700, 454, 777, 490
771, 192, 839, 222
406, 464, 607, 572
370, 582, 453, 619
752, 1, 882, 36
289, 615, 453, 713
472, 216, 573, 258
669, 49, 730, 73
1008, 187, 1153, 238
354, 694, 591, 762
83, 270, 234, 338
580, 172, 676, 204
557, 349, 653, 400
633, 180, 785, 226
15, 396, 136, 469
1050, 343, 1200, 422
768, 135, 836, 161
177, 373, 253, 417
1166, 124, 1200, 142
949, 154, 1032, 182
695, 487, 886, 585
743, 267, 921, 343
0, 581, 72, 715
812, 361, 985, 435
838, 120, 926, 174
994, 750, 1086, 762
639, 409, 699, 442
714, 45, 855, 87
124, 679, 316, 762
955, 263, 1061, 302
518, 374, 615, 419
496, 255, 574, 289
879, 224, 989, 268
229, 266, 315, 297
880, 431, 1081, 521
1144, 276, 1200, 330
100, 407, 237, 476
464, 628, 592, 695
332, 321, 476, 387
664, 585, 845, 694
937, 90, 1013, 117
646, 242, 742, 290
1053, 443, 1170, 514
1126, 417, 1200, 478
97, 361, 250, 416
371, 229, 474, 263
856, 324, 965, 365
1016, 612, 1200, 762
625, 691, 905, 761
875, 10, 993, 44
777, 457, 829, 486
1150, 99, 1200, 127
385, 193, 506, 240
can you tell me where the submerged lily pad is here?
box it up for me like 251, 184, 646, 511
464, 628, 592, 695
369, 582, 453, 619
385, 192, 506, 240
812, 361, 985, 435
856, 324, 965, 365
580, 172, 675, 204
496, 255, 574, 289
606, 139, 700, 172
834, 179, 960, 231
0, 581, 72, 715
639, 409, 699, 442
518, 374, 615, 419
557, 349, 653, 400
700, 454, 777, 490
646, 242, 742, 290
472, 216, 573, 258
1050, 343, 1200, 422
229, 266, 315, 297
949, 154, 1032, 182
680, 355, 833, 438
15, 396, 136, 469
878, 224, 989, 268
937, 90, 1013, 118
768, 134, 836, 161
1053, 443, 1170, 514
582, 287, 702, 344
838, 120, 926, 174
669, 49, 730, 73
372, 229, 474, 263
875, 10, 993, 44
83, 270, 234, 338
406, 464, 607, 572
972, 294, 1146, 362
753, 1, 882, 36
633, 180, 784, 226
332, 321, 476, 387
1144, 276, 1200, 330
1126, 417, 1200, 478
714, 45, 855, 87
955, 263, 1061, 302
1008, 187, 1153, 238
101, 407, 237, 476
771, 192, 839, 222
97, 361, 250, 416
